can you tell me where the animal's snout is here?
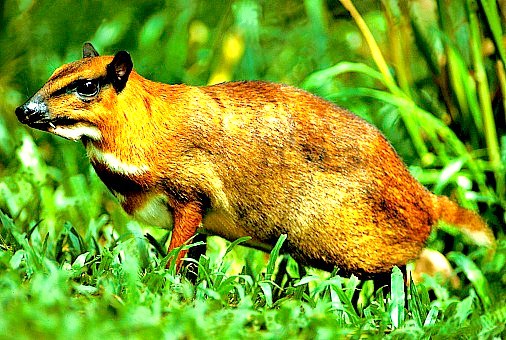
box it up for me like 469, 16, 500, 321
15, 95, 50, 126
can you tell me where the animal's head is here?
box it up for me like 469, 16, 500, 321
15, 43, 133, 141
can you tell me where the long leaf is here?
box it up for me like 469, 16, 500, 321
265, 234, 286, 281
339, 0, 397, 92
448, 252, 492, 309
480, 0, 506, 66
466, 0, 503, 197
389, 266, 405, 328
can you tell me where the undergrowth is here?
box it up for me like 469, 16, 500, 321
1, 209, 505, 338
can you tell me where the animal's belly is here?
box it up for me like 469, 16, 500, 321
202, 208, 273, 252
120, 190, 275, 253
202, 208, 248, 240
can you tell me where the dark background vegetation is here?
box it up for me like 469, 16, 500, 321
0, 0, 505, 338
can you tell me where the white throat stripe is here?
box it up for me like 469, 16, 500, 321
51, 125, 102, 141
87, 145, 149, 176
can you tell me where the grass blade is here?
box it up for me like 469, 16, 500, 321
265, 234, 286, 281
339, 0, 397, 92
448, 252, 492, 309
480, 0, 506, 66
389, 266, 405, 328
466, 0, 504, 197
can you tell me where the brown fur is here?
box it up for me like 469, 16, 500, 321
15, 46, 495, 279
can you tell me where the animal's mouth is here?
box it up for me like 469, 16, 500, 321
15, 97, 81, 132
18, 115, 81, 132
19, 118, 48, 129
48, 117, 81, 128
16, 100, 101, 141
17, 117, 52, 132
15, 95, 52, 130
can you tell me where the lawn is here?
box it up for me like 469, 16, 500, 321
0, 0, 505, 338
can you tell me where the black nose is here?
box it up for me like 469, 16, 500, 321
15, 105, 27, 120
15, 95, 49, 125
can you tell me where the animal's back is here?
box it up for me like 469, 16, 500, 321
190, 81, 436, 276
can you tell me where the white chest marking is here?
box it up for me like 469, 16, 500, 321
86, 144, 150, 176
133, 194, 173, 229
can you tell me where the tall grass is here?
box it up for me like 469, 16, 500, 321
305, 0, 505, 217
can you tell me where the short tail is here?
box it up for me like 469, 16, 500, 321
432, 195, 495, 248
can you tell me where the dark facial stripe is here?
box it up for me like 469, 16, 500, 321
46, 58, 111, 98
51, 76, 110, 98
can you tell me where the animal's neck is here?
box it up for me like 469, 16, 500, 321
85, 137, 156, 200
86, 142, 150, 177
83, 74, 195, 185
84, 76, 158, 173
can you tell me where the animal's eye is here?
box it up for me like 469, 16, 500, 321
75, 80, 99, 98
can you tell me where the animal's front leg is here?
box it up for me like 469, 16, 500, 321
168, 201, 203, 270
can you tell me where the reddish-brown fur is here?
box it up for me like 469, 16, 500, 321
15, 44, 495, 279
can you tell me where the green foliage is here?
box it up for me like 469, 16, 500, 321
1, 0, 505, 338
0, 212, 505, 338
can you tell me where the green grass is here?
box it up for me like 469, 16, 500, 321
1, 0, 506, 338
0, 207, 505, 338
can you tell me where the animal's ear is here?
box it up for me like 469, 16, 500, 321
106, 51, 133, 92
83, 42, 99, 58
